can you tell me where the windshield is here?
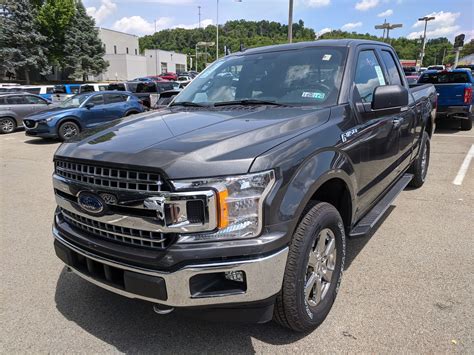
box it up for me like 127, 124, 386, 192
60, 94, 92, 108
174, 46, 347, 107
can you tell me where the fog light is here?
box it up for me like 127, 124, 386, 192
225, 270, 244, 282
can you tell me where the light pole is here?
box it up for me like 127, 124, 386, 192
288, 0, 294, 43
418, 16, 435, 67
154, 19, 158, 75
375, 22, 402, 43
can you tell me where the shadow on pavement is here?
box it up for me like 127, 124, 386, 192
24, 138, 60, 145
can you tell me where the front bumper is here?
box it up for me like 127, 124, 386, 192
53, 226, 288, 307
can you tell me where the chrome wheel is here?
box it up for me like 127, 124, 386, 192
0, 118, 15, 133
304, 228, 337, 307
61, 123, 78, 139
420, 143, 428, 180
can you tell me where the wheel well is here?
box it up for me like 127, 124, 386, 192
57, 118, 81, 132
125, 110, 139, 116
309, 178, 352, 230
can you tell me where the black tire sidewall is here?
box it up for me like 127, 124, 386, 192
289, 204, 346, 329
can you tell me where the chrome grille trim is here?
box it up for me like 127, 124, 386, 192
60, 209, 169, 249
55, 160, 164, 192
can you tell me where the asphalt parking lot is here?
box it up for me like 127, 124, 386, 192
1, 120, 473, 353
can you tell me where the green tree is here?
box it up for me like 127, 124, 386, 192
37, 0, 75, 65
62, 1, 108, 81
0, 0, 50, 83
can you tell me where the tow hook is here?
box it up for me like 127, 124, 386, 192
153, 304, 174, 315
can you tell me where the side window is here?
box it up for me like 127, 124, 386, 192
105, 93, 127, 104
88, 95, 104, 106
25, 95, 47, 104
7, 95, 29, 104
354, 50, 386, 103
381, 50, 403, 86
46, 87, 54, 94
70, 86, 80, 94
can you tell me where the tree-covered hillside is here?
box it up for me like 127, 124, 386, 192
140, 20, 473, 70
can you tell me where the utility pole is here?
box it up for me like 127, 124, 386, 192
288, 0, 294, 43
198, 6, 201, 29
418, 16, 435, 67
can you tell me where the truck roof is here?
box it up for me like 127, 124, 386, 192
232, 39, 392, 56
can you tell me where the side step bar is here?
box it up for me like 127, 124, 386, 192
349, 173, 413, 237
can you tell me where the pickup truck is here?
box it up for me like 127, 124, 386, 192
51, 40, 436, 332
418, 69, 473, 130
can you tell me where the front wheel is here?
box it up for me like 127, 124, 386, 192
274, 202, 346, 332
58, 121, 80, 141
0, 117, 17, 134
408, 131, 430, 188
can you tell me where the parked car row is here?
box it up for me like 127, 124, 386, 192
0, 91, 145, 139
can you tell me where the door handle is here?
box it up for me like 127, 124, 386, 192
392, 117, 403, 127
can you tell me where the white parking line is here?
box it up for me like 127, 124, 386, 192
435, 134, 474, 138
453, 144, 474, 185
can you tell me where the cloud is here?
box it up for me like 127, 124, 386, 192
341, 22, 363, 31
173, 19, 213, 29
377, 9, 393, 17
355, 0, 379, 11
407, 11, 461, 40
112, 16, 173, 35
303, 0, 331, 7
316, 27, 332, 37
86, 0, 117, 25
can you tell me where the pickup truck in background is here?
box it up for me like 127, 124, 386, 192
51, 40, 436, 332
418, 69, 473, 130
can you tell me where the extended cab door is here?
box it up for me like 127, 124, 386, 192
351, 48, 401, 213
378, 49, 417, 172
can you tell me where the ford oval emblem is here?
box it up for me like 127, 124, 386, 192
77, 191, 105, 215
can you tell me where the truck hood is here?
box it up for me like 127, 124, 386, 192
26, 106, 73, 120
55, 106, 330, 179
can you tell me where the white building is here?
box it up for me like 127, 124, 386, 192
94, 28, 188, 81
145, 49, 187, 76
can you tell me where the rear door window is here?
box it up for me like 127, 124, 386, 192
6, 95, 29, 104
381, 50, 403, 86
105, 93, 127, 104
354, 50, 386, 103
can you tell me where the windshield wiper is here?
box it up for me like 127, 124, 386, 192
213, 99, 288, 107
170, 101, 208, 107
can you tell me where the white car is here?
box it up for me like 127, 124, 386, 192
176, 76, 193, 88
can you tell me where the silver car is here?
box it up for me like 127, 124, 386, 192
0, 93, 52, 134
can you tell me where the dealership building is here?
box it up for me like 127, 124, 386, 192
94, 28, 187, 81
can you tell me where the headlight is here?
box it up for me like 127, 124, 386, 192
172, 170, 275, 242
38, 117, 54, 124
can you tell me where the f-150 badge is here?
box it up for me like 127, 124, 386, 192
341, 128, 358, 143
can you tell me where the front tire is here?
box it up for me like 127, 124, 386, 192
58, 121, 80, 141
274, 202, 346, 332
408, 131, 430, 188
0, 117, 17, 134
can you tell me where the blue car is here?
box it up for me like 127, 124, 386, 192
23, 91, 144, 140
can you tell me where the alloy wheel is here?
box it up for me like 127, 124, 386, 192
1, 118, 14, 133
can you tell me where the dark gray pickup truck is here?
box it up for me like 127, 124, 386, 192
52, 40, 436, 332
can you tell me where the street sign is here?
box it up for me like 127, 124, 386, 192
454, 34, 465, 49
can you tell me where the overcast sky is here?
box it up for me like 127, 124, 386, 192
84, 0, 473, 41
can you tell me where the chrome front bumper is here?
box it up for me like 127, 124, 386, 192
53, 227, 288, 307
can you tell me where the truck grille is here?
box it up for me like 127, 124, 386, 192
60, 209, 172, 249
55, 159, 164, 192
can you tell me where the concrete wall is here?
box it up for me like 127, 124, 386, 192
145, 49, 187, 75
99, 54, 147, 81
98, 28, 140, 56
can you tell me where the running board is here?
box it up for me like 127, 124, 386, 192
349, 174, 413, 237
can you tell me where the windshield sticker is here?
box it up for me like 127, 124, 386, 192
374, 65, 386, 85
322, 54, 332, 61
302, 91, 326, 100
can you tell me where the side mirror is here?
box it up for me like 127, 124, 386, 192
85, 102, 95, 109
372, 84, 408, 111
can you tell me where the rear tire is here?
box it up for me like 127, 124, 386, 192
460, 117, 472, 131
58, 121, 80, 141
0, 117, 16, 134
408, 131, 430, 188
273, 202, 346, 332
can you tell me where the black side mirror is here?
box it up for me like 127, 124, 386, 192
85, 102, 95, 109
372, 84, 408, 111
